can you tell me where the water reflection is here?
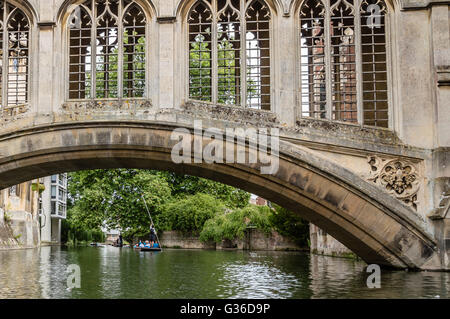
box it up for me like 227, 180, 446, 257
0, 249, 41, 298
0, 246, 448, 299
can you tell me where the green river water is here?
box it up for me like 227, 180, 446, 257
0, 246, 448, 299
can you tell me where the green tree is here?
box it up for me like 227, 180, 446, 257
67, 169, 250, 241
199, 205, 273, 243
68, 169, 172, 241
162, 172, 250, 209
269, 204, 310, 247
158, 193, 225, 234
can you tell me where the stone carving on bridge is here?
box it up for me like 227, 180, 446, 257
367, 156, 420, 210
182, 101, 279, 127
61, 99, 153, 113
280, 0, 294, 16
1, 104, 30, 123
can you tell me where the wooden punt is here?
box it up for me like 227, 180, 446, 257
139, 247, 162, 252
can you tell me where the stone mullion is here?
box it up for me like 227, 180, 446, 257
145, 13, 150, 99
355, 0, 364, 125
240, 0, 247, 108
212, 0, 218, 104
91, 1, 97, 100
1, 4, 7, 108
324, 0, 333, 120
118, 1, 124, 100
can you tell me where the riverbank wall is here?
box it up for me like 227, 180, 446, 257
0, 208, 20, 249
159, 230, 303, 251
0, 208, 40, 250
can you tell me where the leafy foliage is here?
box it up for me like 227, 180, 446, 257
62, 216, 105, 246
162, 172, 250, 209
158, 193, 225, 234
67, 169, 249, 241
269, 204, 310, 247
66, 169, 309, 247
199, 205, 273, 243
68, 169, 172, 241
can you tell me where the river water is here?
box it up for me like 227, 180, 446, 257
0, 246, 448, 299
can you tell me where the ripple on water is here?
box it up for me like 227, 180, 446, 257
0, 247, 449, 299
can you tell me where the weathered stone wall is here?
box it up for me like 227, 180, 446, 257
159, 230, 303, 251
0, 181, 41, 249
9, 212, 40, 248
159, 231, 216, 250
0, 208, 20, 249
310, 224, 354, 258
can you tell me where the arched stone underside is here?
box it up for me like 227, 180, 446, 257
0, 120, 441, 270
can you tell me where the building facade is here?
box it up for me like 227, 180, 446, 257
39, 174, 68, 245
0, 174, 67, 249
0, 181, 40, 248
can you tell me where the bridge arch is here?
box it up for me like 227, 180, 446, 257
0, 120, 440, 270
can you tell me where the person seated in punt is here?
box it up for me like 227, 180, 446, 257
134, 241, 144, 248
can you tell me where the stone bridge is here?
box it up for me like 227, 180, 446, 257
0, 0, 448, 270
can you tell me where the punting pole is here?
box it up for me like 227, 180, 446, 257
141, 194, 163, 252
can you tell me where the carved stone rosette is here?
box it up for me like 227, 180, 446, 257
367, 156, 420, 210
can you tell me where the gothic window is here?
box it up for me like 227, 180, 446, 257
300, 0, 389, 128
68, 0, 147, 100
300, 0, 326, 119
188, 0, 272, 110
0, 1, 30, 109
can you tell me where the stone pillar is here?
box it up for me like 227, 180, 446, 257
40, 177, 52, 244
35, 2, 57, 120
51, 218, 61, 243
395, 10, 435, 148
276, 13, 297, 126
157, 1, 176, 110
430, 5, 450, 147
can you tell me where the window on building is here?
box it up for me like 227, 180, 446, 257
58, 203, 66, 217
299, 0, 389, 128
51, 185, 56, 199
0, 1, 30, 109
59, 174, 65, 186
68, 0, 147, 100
9, 185, 18, 196
188, 0, 272, 110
